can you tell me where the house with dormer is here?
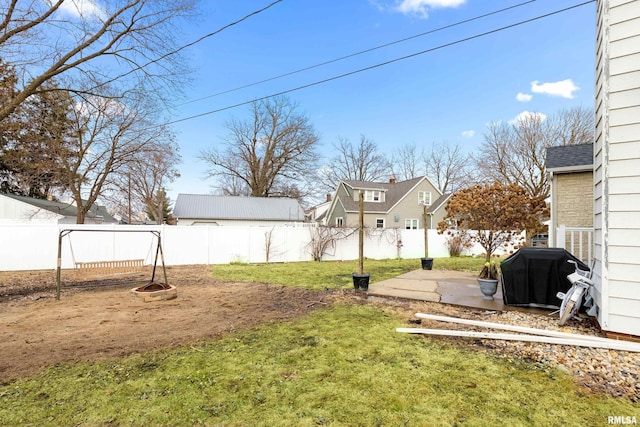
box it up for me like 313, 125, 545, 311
324, 176, 450, 230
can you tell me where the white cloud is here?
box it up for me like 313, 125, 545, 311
55, 0, 106, 21
461, 130, 475, 138
510, 111, 547, 125
395, 0, 466, 18
530, 79, 579, 99
516, 92, 532, 102
75, 96, 128, 117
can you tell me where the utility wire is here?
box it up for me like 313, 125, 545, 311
167, 0, 595, 127
178, 0, 536, 107
88, 0, 284, 92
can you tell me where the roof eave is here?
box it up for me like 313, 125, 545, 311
547, 165, 593, 174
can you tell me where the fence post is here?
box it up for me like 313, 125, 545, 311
556, 224, 566, 249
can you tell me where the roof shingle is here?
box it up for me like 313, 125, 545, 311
546, 143, 593, 170
339, 177, 430, 213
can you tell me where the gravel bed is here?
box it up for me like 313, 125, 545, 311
374, 294, 640, 402
457, 310, 640, 401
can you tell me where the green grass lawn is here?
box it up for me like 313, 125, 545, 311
211, 257, 486, 290
1, 304, 636, 426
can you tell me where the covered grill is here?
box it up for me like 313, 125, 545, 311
500, 247, 589, 308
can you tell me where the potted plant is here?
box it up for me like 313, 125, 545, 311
353, 190, 370, 291
421, 203, 434, 270
437, 182, 546, 298
477, 260, 500, 300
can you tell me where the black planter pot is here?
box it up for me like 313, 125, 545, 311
352, 273, 370, 291
421, 257, 434, 270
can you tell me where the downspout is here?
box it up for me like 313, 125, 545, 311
548, 171, 556, 248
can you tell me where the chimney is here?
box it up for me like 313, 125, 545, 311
326, 193, 332, 202
389, 177, 396, 184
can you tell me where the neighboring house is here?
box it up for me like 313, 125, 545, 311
324, 176, 450, 229
547, 143, 594, 262
306, 194, 333, 225
0, 193, 117, 224
173, 194, 305, 226
592, 0, 640, 338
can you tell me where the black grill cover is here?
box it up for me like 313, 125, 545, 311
500, 247, 589, 308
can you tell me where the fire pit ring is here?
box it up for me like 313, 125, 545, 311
130, 282, 177, 302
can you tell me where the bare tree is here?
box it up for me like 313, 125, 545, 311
200, 96, 321, 198
552, 106, 594, 146
475, 107, 593, 199
58, 89, 167, 223
216, 175, 250, 197
0, 0, 196, 122
322, 135, 390, 190
423, 141, 471, 194
111, 138, 180, 223
390, 143, 424, 181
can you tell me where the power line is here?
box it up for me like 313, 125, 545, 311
88, 0, 284, 92
167, 1, 595, 127
178, 0, 536, 107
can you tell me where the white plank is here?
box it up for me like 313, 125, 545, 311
608, 229, 640, 246
610, 105, 640, 126
609, 245, 640, 264
414, 313, 615, 343
607, 314, 640, 336
611, 52, 640, 76
396, 329, 640, 352
608, 194, 640, 210
610, 123, 640, 143
610, 1, 640, 23
610, 16, 640, 40
610, 88, 640, 110
609, 296, 640, 319
609, 277, 640, 297
610, 34, 640, 57
609, 139, 640, 158
610, 70, 640, 92
608, 175, 640, 193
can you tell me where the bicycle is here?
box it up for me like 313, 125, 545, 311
556, 260, 594, 326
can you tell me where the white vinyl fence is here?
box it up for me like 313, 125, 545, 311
0, 224, 509, 272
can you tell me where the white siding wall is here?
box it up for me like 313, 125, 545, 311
594, 0, 640, 336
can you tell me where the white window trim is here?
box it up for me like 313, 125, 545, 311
405, 218, 418, 230
376, 218, 385, 229
365, 190, 382, 203
336, 217, 344, 227
418, 191, 432, 206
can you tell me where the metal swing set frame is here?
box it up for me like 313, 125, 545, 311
55, 228, 168, 300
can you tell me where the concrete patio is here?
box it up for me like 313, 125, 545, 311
367, 268, 505, 311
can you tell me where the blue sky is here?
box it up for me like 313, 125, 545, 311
167, 0, 596, 201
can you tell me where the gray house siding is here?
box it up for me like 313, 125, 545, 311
387, 179, 442, 229
325, 177, 445, 229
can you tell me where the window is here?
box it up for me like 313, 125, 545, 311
405, 219, 418, 230
418, 191, 431, 206
376, 218, 385, 228
336, 217, 344, 227
364, 190, 382, 202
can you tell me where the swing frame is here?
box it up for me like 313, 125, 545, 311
56, 228, 168, 300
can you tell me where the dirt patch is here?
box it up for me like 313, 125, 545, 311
1, 266, 638, 401
0, 265, 330, 382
